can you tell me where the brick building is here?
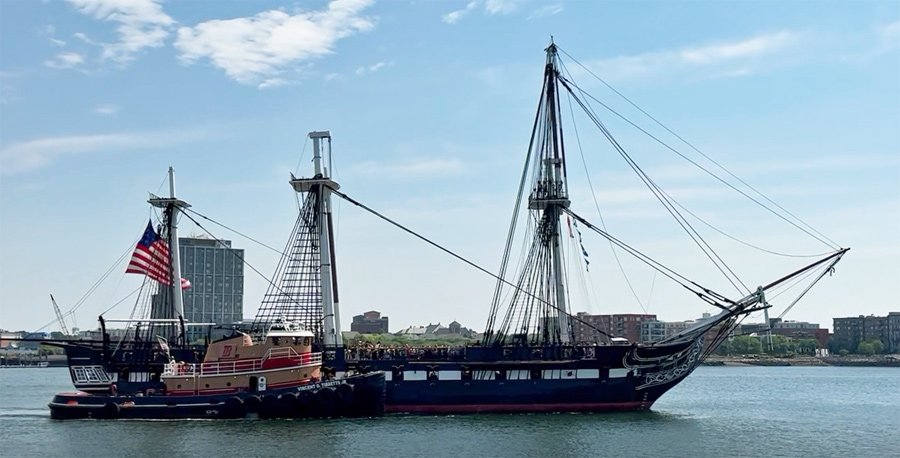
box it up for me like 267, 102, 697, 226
351, 310, 389, 334
574, 313, 657, 343
770, 319, 830, 348
889, 312, 900, 353
833, 314, 899, 352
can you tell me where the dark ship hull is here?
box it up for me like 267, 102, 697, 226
342, 338, 703, 414
49, 371, 385, 420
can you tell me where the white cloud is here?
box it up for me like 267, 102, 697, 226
350, 158, 465, 178
0, 129, 211, 175
44, 52, 85, 69
355, 61, 390, 75
879, 19, 900, 42
93, 103, 119, 115
484, 0, 519, 15
41, 25, 67, 47
67, 0, 175, 63
679, 31, 796, 64
442, 0, 520, 24
584, 31, 802, 82
175, 0, 375, 87
873, 19, 900, 55
528, 4, 563, 20
258, 78, 288, 90
442, 1, 478, 24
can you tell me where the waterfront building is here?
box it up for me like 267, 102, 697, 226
574, 313, 657, 343
833, 313, 899, 353
770, 319, 830, 348
394, 321, 477, 339
350, 311, 390, 334
0, 332, 24, 350
888, 312, 900, 353
640, 320, 667, 343
76, 328, 130, 341
179, 237, 244, 341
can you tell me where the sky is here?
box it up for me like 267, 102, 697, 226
0, 0, 898, 335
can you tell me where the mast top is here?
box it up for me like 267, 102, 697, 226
290, 131, 340, 193
149, 167, 191, 209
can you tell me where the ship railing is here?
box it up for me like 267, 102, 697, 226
262, 347, 322, 366
199, 358, 263, 375
162, 349, 321, 377
346, 345, 606, 362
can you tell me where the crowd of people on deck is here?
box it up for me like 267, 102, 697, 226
345, 342, 467, 361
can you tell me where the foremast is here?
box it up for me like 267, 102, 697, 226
290, 131, 343, 347
148, 167, 190, 340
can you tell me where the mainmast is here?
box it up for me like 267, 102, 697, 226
528, 43, 573, 343
290, 131, 343, 347
484, 42, 576, 346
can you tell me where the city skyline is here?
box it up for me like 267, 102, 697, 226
1, 1, 898, 334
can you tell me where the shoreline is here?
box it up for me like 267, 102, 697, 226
703, 355, 900, 367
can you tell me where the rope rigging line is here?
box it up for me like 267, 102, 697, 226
35, 238, 137, 332
776, 258, 841, 320
557, 74, 750, 295
563, 85, 648, 313
485, 78, 549, 338
665, 192, 838, 258
555, 71, 838, 252
329, 187, 614, 340
557, 47, 840, 250
98, 286, 143, 317
563, 208, 733, 311
184, 208, 284, 256
293, 135, 310, 176
178, 208, 313, 325
252, 189, 325, 336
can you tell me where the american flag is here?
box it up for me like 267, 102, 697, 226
126, 221, 191, 289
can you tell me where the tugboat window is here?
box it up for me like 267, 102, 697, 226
495, 369, 506, 381
530, 369, 542, 380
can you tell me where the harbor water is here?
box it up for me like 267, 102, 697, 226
1, 366, 897, 457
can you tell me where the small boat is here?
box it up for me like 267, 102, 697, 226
49, 318, 384, 420
47, 165, 384, 420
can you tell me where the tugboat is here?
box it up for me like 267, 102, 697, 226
49, 318, 384, 419
47, 163, 384, 420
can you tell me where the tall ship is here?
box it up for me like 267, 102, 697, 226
47, 42, 847, 416
325, 43, 848, 413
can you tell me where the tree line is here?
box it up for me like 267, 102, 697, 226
715, 335, 888, 356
